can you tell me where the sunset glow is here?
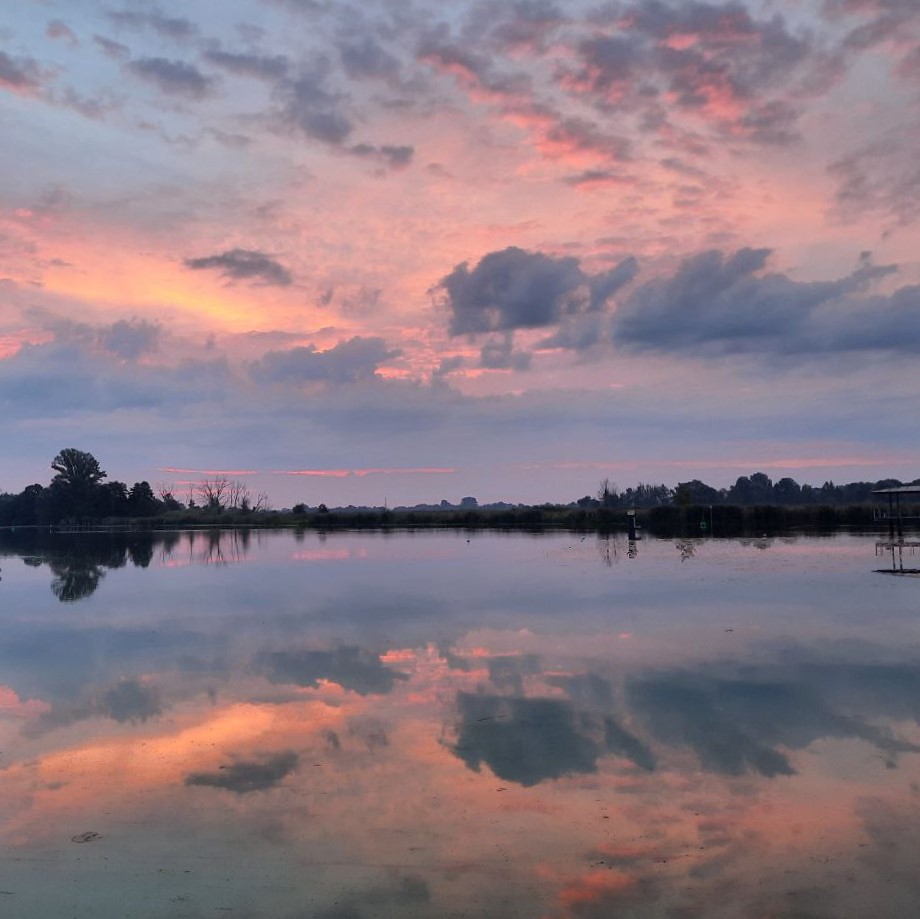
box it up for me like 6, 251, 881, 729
1, 0, 918, 504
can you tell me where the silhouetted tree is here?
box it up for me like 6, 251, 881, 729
675, 479, 723, 506
128, 481, 159, 516
728, 473, 774, 505
773, 477, 802, 504
96, 481, 129, 517
45, 448, 108, 520
597, 478, 619, 507
51, 448, 106, 490
196, 476, 231, 509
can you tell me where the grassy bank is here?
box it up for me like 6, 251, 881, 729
15, 500, 915, 537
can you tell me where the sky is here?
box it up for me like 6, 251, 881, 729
1, 0, 919, 507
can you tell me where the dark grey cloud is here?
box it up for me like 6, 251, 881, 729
418, 32, 533, 101
572, 34, 641, 96
348, 142, 414, 169
536, 314, 611, 351
46, 20, 78, 44
628, 676, 795, 777
24, 677, 163, 736
560, 0, 825, 145
279, 67, 353, 143
419, 26, 643, 167
545, 672, 614, 708
184, 248, 293, 286
825, 0, 920, 52
438, 247, 637, 338
203, 48, 289, 82
22, 311, 160, 361
0, 50, 43, 94
452, 693, 602, 785
628, 1, 810, 86
0, 336, 234, 419
479, 337, 532, 371
604, 716, 658, 771
477, 0, 567, 52
207, 127, 252, 148
185, 751, 299, 793
737, 98, 800, 145
270, 0, 329, 13
627, 662, 920, 777
829, 133, 920, 228
338, 35, 402, 81
127, 57, 213, 98
543, 115, 633, 161
589, 256, 641, 310
102, 678, 163, 722
257, 646, 409, 695
561, 168, 634, 188
339, 285, 381, 315
451, 692, 653, 785
107, 9, 198, 41
100, 319, 161, 359
93, 35, 130, 59
249, 337, 400, 385
487, 654, 541, 692
432, 355, 466, 381
613, 248, 911, 356
57, 86, 115, 120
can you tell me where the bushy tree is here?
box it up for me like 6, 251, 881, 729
128, 481, 159, 516
51, 448, 106, 489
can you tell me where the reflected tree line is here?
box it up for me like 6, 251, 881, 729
2, 527, 784, 602
0, 528, 253, 601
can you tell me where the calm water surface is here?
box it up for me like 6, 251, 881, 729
1, 529, 919, 918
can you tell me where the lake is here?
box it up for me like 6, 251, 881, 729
1, 528, 919, 918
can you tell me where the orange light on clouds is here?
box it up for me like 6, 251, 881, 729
558, 869, 638, 910
0, 685, 50, 718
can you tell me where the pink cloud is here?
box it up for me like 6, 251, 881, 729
159, 466, 260, 476
275, 467, 457, 478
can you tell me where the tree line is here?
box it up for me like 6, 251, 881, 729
583, 470, 916, 508
1, 448, 915, 528
0, 448, 268, 526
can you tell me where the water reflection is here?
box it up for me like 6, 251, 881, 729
257, 646, 409, 695
0, 528, 250, 601
185, 751, 299, 793
24, 677, 163, 737
0, 529, 918, 917
876, 539, 920, 576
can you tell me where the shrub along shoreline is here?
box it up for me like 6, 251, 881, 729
6, 500, 913, 538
